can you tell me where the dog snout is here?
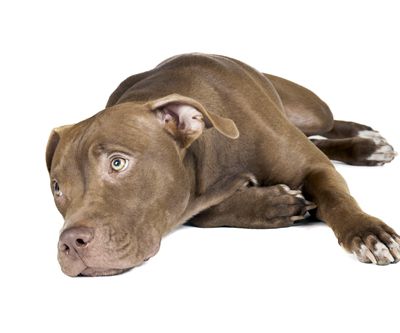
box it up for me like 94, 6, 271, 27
58, 226, 94, 255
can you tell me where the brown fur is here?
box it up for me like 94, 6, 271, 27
46, 53, 399, 276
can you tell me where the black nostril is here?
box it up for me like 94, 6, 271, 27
61, 243, 70, 254
75, 238, 87, 247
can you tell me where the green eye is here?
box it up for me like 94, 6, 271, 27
111, 157, 128, 172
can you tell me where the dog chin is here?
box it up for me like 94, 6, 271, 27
78, 267, 132, 277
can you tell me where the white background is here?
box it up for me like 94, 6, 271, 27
1, 1, 399, 332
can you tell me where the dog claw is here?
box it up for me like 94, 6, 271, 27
365, 249, 378, 264
288, 189, 301, 195
387, 237, 400, 262
290, 215, 305, 222
354, 244, 377, 264
248, 175, 259, 186
279, 184, 291, 192
305, 200, 317, 210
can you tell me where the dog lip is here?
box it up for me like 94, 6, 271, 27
59, 253, 88, 277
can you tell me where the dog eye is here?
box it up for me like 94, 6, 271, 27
53, 180, 63, 197
111, 157, 128, 172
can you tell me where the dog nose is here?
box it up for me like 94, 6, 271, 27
59, 227, 94, 254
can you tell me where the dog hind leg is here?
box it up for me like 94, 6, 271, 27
265, 74, 396, 165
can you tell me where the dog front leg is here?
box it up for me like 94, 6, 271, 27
187, 183, 315, 229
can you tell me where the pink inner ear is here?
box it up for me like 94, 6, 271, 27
163, 104, 204, 133
163, 113, 174, 123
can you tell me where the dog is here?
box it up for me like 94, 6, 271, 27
46, 53, 399, 276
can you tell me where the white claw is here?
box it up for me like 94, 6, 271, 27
373, 242, 394, 263
247, 175, 258, 186
288, 190, 301, 195
279, 184, 291, 192
365, 251, 378, 264
290, 215, 305, 222
356, 244, 377, 264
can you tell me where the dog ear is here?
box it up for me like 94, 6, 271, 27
148, 94, 239, 148
46, 125, 72, 172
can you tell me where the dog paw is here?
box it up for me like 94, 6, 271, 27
259, 184, 316, 227
340, 219, 400, 265
357, 130, 397, 165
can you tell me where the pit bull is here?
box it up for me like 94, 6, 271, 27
46, 53, 399, 276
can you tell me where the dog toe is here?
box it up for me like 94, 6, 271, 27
357, 130, 388, 144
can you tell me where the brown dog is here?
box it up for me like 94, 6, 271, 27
46, 53, 399, 276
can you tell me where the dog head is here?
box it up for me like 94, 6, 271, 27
46, 94, 238, 276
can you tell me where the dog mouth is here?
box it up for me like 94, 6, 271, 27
57, 231, 160, 277
59, 250, 154, 277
